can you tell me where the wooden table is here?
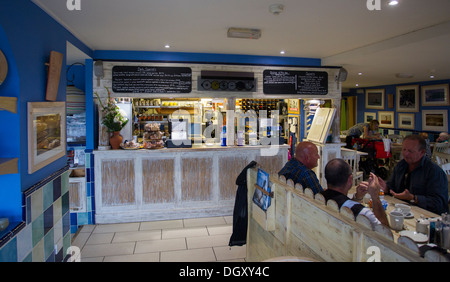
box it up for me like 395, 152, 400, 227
348, 187, 439, 242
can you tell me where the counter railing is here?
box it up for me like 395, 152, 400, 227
246, 167, 447, 262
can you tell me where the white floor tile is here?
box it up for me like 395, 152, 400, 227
135, 237, 186, 253
81, 242, 136, 258
161, 247, 216, 262
162, 226, 208, 239
103, 252, 160, 262
213, 245, 246, 261
112, 230, 162, 243
93, 222, 140, 233
140, 219, 183, 230
86, 233, 114, 245
186, 234, 230, 249
183, 216, 227, 227
207, 225, 232, 236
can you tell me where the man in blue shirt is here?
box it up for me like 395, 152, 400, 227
379, 135, 448, 215
278, 141, 323, 194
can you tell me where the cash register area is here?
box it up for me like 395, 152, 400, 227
72, 216, 246, 262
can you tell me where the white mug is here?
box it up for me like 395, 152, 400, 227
389, 211, 404, 231
416, 218, 429, 234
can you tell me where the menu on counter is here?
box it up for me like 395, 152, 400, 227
263, 70, 328, 95
112, 66, 192, 93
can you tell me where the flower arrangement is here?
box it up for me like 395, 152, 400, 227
94, 87, 128, 132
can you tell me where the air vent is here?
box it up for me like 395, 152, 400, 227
227, 27, 261, 39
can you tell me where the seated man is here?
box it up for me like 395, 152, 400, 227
321, 158, 389, 228
278, 141, 323, 194
378, 134, 448, 215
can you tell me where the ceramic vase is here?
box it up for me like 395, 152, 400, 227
109, 131, 122, 149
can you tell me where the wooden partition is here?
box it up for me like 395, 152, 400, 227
246, 167, 428, 262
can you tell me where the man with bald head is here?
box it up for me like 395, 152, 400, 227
278, 141, 323, 194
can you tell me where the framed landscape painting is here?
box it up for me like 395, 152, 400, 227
398, 113, 415, 130
378, 111, 395, 128
365, 89, 384, 109
422, 110, 448, 132
421, 84, 449, 106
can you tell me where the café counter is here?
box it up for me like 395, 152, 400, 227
93, 144, 289, 224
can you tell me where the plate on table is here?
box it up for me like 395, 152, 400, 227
399, 230, 428, 243
404, 212, 414, 219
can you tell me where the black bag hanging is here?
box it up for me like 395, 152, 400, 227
228, 160, 257, 247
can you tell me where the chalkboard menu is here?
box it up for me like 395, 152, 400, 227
263, 70, 328, 95
112, 66, 192, 93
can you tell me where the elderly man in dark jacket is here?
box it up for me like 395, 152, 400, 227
379, 135, 448, 215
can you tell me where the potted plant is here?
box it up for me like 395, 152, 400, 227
94, 87, 128, 149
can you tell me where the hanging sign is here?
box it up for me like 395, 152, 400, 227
112, 66, 192, 93
263, 70, 328, 95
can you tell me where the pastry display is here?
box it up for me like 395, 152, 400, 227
120, 139, 143, 150
143, 122, 164, 149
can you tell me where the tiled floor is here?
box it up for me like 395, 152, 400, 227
71, 216, 246, 262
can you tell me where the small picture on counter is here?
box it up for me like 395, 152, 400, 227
28, 102, 66, 173
252, 168, 271, 211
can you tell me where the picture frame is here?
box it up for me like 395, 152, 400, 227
378, 111, 395, 128
421, 84, 449, 106
27, 102, 66, 173
396, 85, 419, 112
398, 113, 415, 130
422, 110, 448, 132
287, 99, 300, 114
364, 112, 377, 123
365, 89, 385, 109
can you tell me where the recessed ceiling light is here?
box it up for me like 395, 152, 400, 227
430, 75, 435, 79
164, 44, 171, 49
356, 83, 359, 87
388, 1, 399, 6
280, 50, 285, 55
358, 72, 363, 76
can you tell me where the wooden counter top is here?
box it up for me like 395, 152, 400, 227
93, 144, 289, 154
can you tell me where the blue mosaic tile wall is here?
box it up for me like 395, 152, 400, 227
0, 168, 71, 262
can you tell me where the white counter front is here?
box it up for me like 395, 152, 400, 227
93, 144, 289, 223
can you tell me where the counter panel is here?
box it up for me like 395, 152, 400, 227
94, 145, 289, 223
142, 158, 175, 204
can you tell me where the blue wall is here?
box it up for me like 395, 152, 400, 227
345, 79, 450, 138
0, 0, 93, 222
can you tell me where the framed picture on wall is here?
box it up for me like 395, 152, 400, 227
364, 112, 377, 123
27, 102, 66, 173
396, 85, 419, 112
378, 111, 395, 128
398, 113, 415, 130
421, 84, 449, 106
365, 89, 385, 109
422, 110, 448, 132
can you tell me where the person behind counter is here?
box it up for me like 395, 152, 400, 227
436, 132, 449, 143
321, 159, 388, 228
378, 134, 449, 215
345, 120, 381, 149
278, 141, 323, 194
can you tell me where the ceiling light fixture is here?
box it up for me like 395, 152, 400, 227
227, 27, 261, 39
388, 1, 399, 6
280, 50, 285, 55
164, 44, 171, 49
269, 4, 284, 15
